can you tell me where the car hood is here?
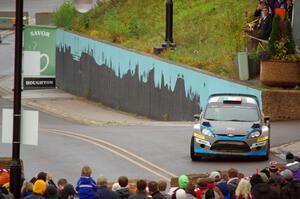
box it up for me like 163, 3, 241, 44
203, 120, 259, 135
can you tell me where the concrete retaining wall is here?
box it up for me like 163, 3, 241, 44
262, 90, 300, 121
56, 29, 261, 121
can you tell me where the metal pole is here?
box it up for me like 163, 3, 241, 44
10, 0, 23, 198
165, 0, 173, 44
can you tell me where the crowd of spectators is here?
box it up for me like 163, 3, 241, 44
249, 0, 294, 40
0, 152, 300, 199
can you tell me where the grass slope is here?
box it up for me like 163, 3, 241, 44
54, 0, 257, 78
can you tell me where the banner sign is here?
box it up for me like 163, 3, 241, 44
23, 25, 56, 89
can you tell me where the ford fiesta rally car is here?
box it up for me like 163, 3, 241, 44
190, 94, 270, 161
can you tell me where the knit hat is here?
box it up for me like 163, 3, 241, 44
286, 152, 295, 163
63, 183, 76, 197
209, 171, 221, 181
178, 175, 189, 189
0, 172, 9, 186
33, 180, 46, 195
258, 172, 269, 183
280, 169, 293, 181
45, 184, 58, 199
176, 189, 186, 199
250, 174, 263, 186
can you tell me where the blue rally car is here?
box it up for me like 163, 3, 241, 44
190, 94, 270, 161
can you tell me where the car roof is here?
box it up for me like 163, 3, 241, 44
208, 94, 259, 107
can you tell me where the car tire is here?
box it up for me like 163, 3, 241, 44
190, 136, 201, 161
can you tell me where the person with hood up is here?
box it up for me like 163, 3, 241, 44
95, 176, 118, 199
76, 166, 97, 199
250, 174, 278, 199
24, 180, 47, 199
128, 179, 147, 199
115, 176, 132, 199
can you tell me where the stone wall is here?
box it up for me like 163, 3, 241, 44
262, 90, 300, 121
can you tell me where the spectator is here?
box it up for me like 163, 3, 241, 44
286, 0, 293, 20
175, 189, 186, 199
95, 176, 118, 199
268, 176, 282, 198
286, 152, 300, 163
233, 179, 254, 199
158, 180, 171, 199
0, 185, 14, 199
286, 161, 300, 180
45, 184, 58, 199
148, 181, 167, 199
254, 0, 268, 17
25, 179, 47, 199
76, 165, 97, 199
30, 172, 56, 189
170, 175, 189, 198
184, 182, 196, 199
115, 176, 132, 199
257, 6, 272, 40
60, 184, 76, 199
112, 183, 121, 192
56, 178, 67, 198
274, 0, 286, 8
194, 178, 208, 199
250, 174, 278, 199
128, 179, 147, 199
21, 182, 33, 198
227, 168, 240, 198
215, 172, 230, 199
280, 178, 300, 199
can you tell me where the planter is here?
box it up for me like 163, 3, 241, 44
260, 60, 300, 86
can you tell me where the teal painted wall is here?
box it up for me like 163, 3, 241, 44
56, 29, 262, 119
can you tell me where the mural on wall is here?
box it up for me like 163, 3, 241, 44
56, 29, 262, 120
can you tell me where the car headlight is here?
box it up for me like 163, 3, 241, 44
201, 128, 214, 137
248, 131, 261, 138
193, 124, 200, 130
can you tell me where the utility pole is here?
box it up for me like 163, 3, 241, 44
10, 0, 23, 198
165, 0, 173, 45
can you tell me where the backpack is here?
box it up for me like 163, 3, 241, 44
171, 188, 180, 199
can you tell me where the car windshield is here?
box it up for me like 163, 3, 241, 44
204, 104, 259, 122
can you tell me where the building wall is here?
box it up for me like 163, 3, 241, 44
56, 29, 261, 121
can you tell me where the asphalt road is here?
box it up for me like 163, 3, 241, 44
1, 0, 300, 187
0, 91, 299, 185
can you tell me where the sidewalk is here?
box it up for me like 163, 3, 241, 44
0, 75, 299, 160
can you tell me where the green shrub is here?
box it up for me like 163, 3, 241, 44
103, 10, 125, 39
79, 12, 92, 29
52, 1, 76, 29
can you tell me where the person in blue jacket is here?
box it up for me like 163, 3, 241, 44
76, 166, 97, 199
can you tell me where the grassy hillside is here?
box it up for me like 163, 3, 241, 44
53, 0, 257, 78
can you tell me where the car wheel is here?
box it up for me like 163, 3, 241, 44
190, 136, 201, 161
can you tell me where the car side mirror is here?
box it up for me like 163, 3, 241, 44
264, 116, 270, 128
